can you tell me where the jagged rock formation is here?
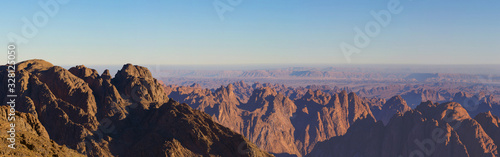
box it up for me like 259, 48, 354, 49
308, 101, 499, 157
401, 89, 446, 108
475, 111, 500, 153
373, 95, 411, 125
452, 92, 500, 117
232, 81, 254, 103
166, 83, 375, 157
0, 59, 271, 157
163, 79, 500, 157
68, 66, 128, 121
240, 87, 299, 156
357, 85, 500, 117
292, 90, 374, 156
166, 84, 301, 156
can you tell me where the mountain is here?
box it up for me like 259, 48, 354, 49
400, 89, 446, 108
163, 78, 500, 157
0, 59, 271, 157
166, 83, 374, 156
307, 101, 498, 157
452, 92, 500, 117
475, 111, 500, 153
373, 95, 411, 125
292, 90, 374, 155
165, 84, 301, 156
358, 85, 500, 119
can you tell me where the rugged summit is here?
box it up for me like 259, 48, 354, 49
0, 59, 271, 157
374, 95, 411, 125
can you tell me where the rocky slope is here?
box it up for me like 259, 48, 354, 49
0, 59, 271, 157
475, 111, 500, 153
0, 106, 84, 156
307, 101, 499, 157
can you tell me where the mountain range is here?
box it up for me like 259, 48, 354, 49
1, 59, 499, 157
165, 81, 500, 156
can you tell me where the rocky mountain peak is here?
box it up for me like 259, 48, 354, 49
101, 69, 111, 80
16, 59, 54, 73
115, 63, 153, 79
227, 83, 234, 91
190, 83, 201, 88
250, 87, 278, 100
112, 63, 168, 108
1, 59, 270, 157
69, 65, 98, 78
416, 101, 471, 122
298, 89, 330, 106
376, 95, 411, 125
386, 95, 406, 105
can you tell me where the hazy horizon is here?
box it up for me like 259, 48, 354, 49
54, 62, 500, 76
3, 1, 500, 65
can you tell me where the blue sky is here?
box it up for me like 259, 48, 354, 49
2, 0, 499, 65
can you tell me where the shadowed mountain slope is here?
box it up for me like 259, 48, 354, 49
307, 101, 498, 157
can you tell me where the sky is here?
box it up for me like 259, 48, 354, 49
1, 0, 499, 66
